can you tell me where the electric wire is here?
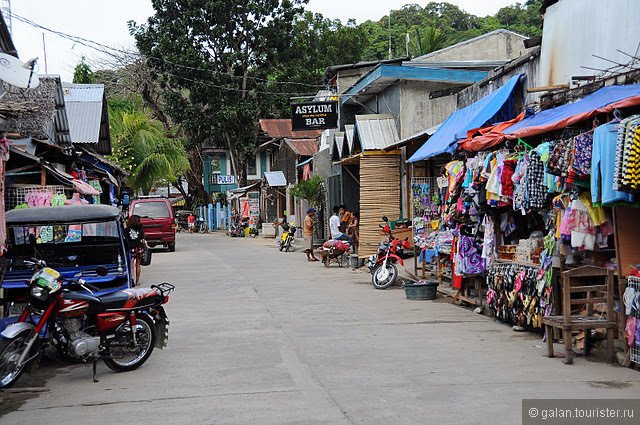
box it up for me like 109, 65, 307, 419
8, 10, 326, 96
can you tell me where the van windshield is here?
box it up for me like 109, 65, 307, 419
132, 201, 170, 219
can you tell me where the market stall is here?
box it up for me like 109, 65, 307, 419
414, 81, 640, 364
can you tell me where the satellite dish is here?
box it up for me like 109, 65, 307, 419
0, 53, 40, 89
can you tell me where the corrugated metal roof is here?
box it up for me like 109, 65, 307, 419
333, 132, 345, 158
263, 171, 287, 187
344, 125, 355, 155
285, 138, 318, 157
259, 119, 323, 139
62, 83, 105, 144
319, 129, 335, 151
354, 114, 400, 151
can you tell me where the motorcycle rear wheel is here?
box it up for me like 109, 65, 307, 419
372, 263, 398, 289
104, 314, 156, 372
0, 329, 32, 388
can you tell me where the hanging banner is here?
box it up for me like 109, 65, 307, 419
290, 101, 338, 131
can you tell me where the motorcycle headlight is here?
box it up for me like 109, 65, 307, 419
31, 285, 49, 301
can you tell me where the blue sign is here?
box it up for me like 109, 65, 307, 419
217, 175, 236, 185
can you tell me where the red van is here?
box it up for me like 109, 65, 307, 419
129, 198, 176, 252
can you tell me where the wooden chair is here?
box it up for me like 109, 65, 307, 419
542, 266, 617, 364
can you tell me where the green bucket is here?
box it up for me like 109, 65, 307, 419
403, 281, 438, 300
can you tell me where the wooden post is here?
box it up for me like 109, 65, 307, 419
40, 167, 46, 187
612, 208, 631, 366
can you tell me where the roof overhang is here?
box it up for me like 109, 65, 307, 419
263, 171, 287, 187
354, 114, 400, 151
384, 123, 442, 152
342, 65, 488, 105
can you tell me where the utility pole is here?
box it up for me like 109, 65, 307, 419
1, 0, 11, 35
405, 33, 410, 57
42, 33, 48, 74
388, 13, 392, 60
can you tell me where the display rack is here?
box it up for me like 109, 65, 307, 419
5, 185, 71, 210
627, 276, 640, 365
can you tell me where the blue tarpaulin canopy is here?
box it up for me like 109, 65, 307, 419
503, 83, 640, 137
408, 74, 522, 162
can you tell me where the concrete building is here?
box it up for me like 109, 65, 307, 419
322, 29, 534, 222
539, 0, 640, 87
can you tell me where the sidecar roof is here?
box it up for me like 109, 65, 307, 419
6, 205, 121, 226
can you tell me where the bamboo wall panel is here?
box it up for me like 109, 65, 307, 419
358, 153, 401, 258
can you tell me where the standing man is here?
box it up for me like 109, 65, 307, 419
188, 213, 195, 233
303, 207, 318, 261
339, 205, 352, 232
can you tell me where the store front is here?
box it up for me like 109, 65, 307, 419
410, 80, 640, 366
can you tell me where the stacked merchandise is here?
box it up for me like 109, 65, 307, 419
624, 276, 640, 364
486, 262, 542, 328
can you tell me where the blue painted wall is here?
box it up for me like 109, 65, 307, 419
203, 152, 237, 194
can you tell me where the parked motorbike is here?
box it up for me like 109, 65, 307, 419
278, 222, 298, 252
228, 217, 248, 237
367, 216, 404, 289
194, 217, 207, 233
0, 259, 174, 387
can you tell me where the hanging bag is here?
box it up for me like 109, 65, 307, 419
141, 246, 152, 266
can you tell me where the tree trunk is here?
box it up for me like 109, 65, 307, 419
224, 130, 247, 188
171, 177, 189, 206
142, 82, 171, 131
184, 143, 211, 207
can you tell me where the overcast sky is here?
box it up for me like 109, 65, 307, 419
9, 0, 518, 82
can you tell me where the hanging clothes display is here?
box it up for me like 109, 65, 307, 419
592, 123, 635, 205
524, 151, 546, 210
613, 115, 640, 192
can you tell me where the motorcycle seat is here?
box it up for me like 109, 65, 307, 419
98, 287, 161, 310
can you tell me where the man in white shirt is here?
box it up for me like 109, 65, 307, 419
329, 205, 342, 239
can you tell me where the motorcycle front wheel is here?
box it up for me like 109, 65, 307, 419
285, 238, 292, 252
372, 263, 398, 289
0, 329, 33, 388
104, 314, 156, 372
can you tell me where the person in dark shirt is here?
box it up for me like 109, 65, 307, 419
126, 215, 146, 286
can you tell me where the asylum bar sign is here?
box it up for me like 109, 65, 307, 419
290, 100, 338, 131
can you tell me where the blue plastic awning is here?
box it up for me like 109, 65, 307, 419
503, 83, 640, 137
408, 74, 523, 162
296, 157, 312, 167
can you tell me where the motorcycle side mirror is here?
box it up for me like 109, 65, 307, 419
382, 216, 388, 222
96, 266, 109, 277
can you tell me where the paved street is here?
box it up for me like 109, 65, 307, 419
2, 232, 639, 424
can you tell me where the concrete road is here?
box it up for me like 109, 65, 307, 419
2, 233, 639, 424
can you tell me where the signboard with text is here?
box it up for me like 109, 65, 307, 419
217, 175, 236, 185
290, 100, 338, 131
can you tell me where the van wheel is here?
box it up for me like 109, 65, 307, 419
167, 242, 175, 252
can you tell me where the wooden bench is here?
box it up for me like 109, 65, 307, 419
542, 266, 617, 364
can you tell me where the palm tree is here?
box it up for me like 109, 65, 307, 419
109, 109, 190, 194
409, 26, 448, 58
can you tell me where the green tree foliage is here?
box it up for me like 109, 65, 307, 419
291, 175, 324, 207
408, 26, 448, 57
72, 56, 95, 84
360, 1, 543, 60
132, 0, 308, 189
108, 107, 190, 194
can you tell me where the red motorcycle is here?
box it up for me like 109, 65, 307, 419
0, 259, 174, 387
367, 216, 411, 289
